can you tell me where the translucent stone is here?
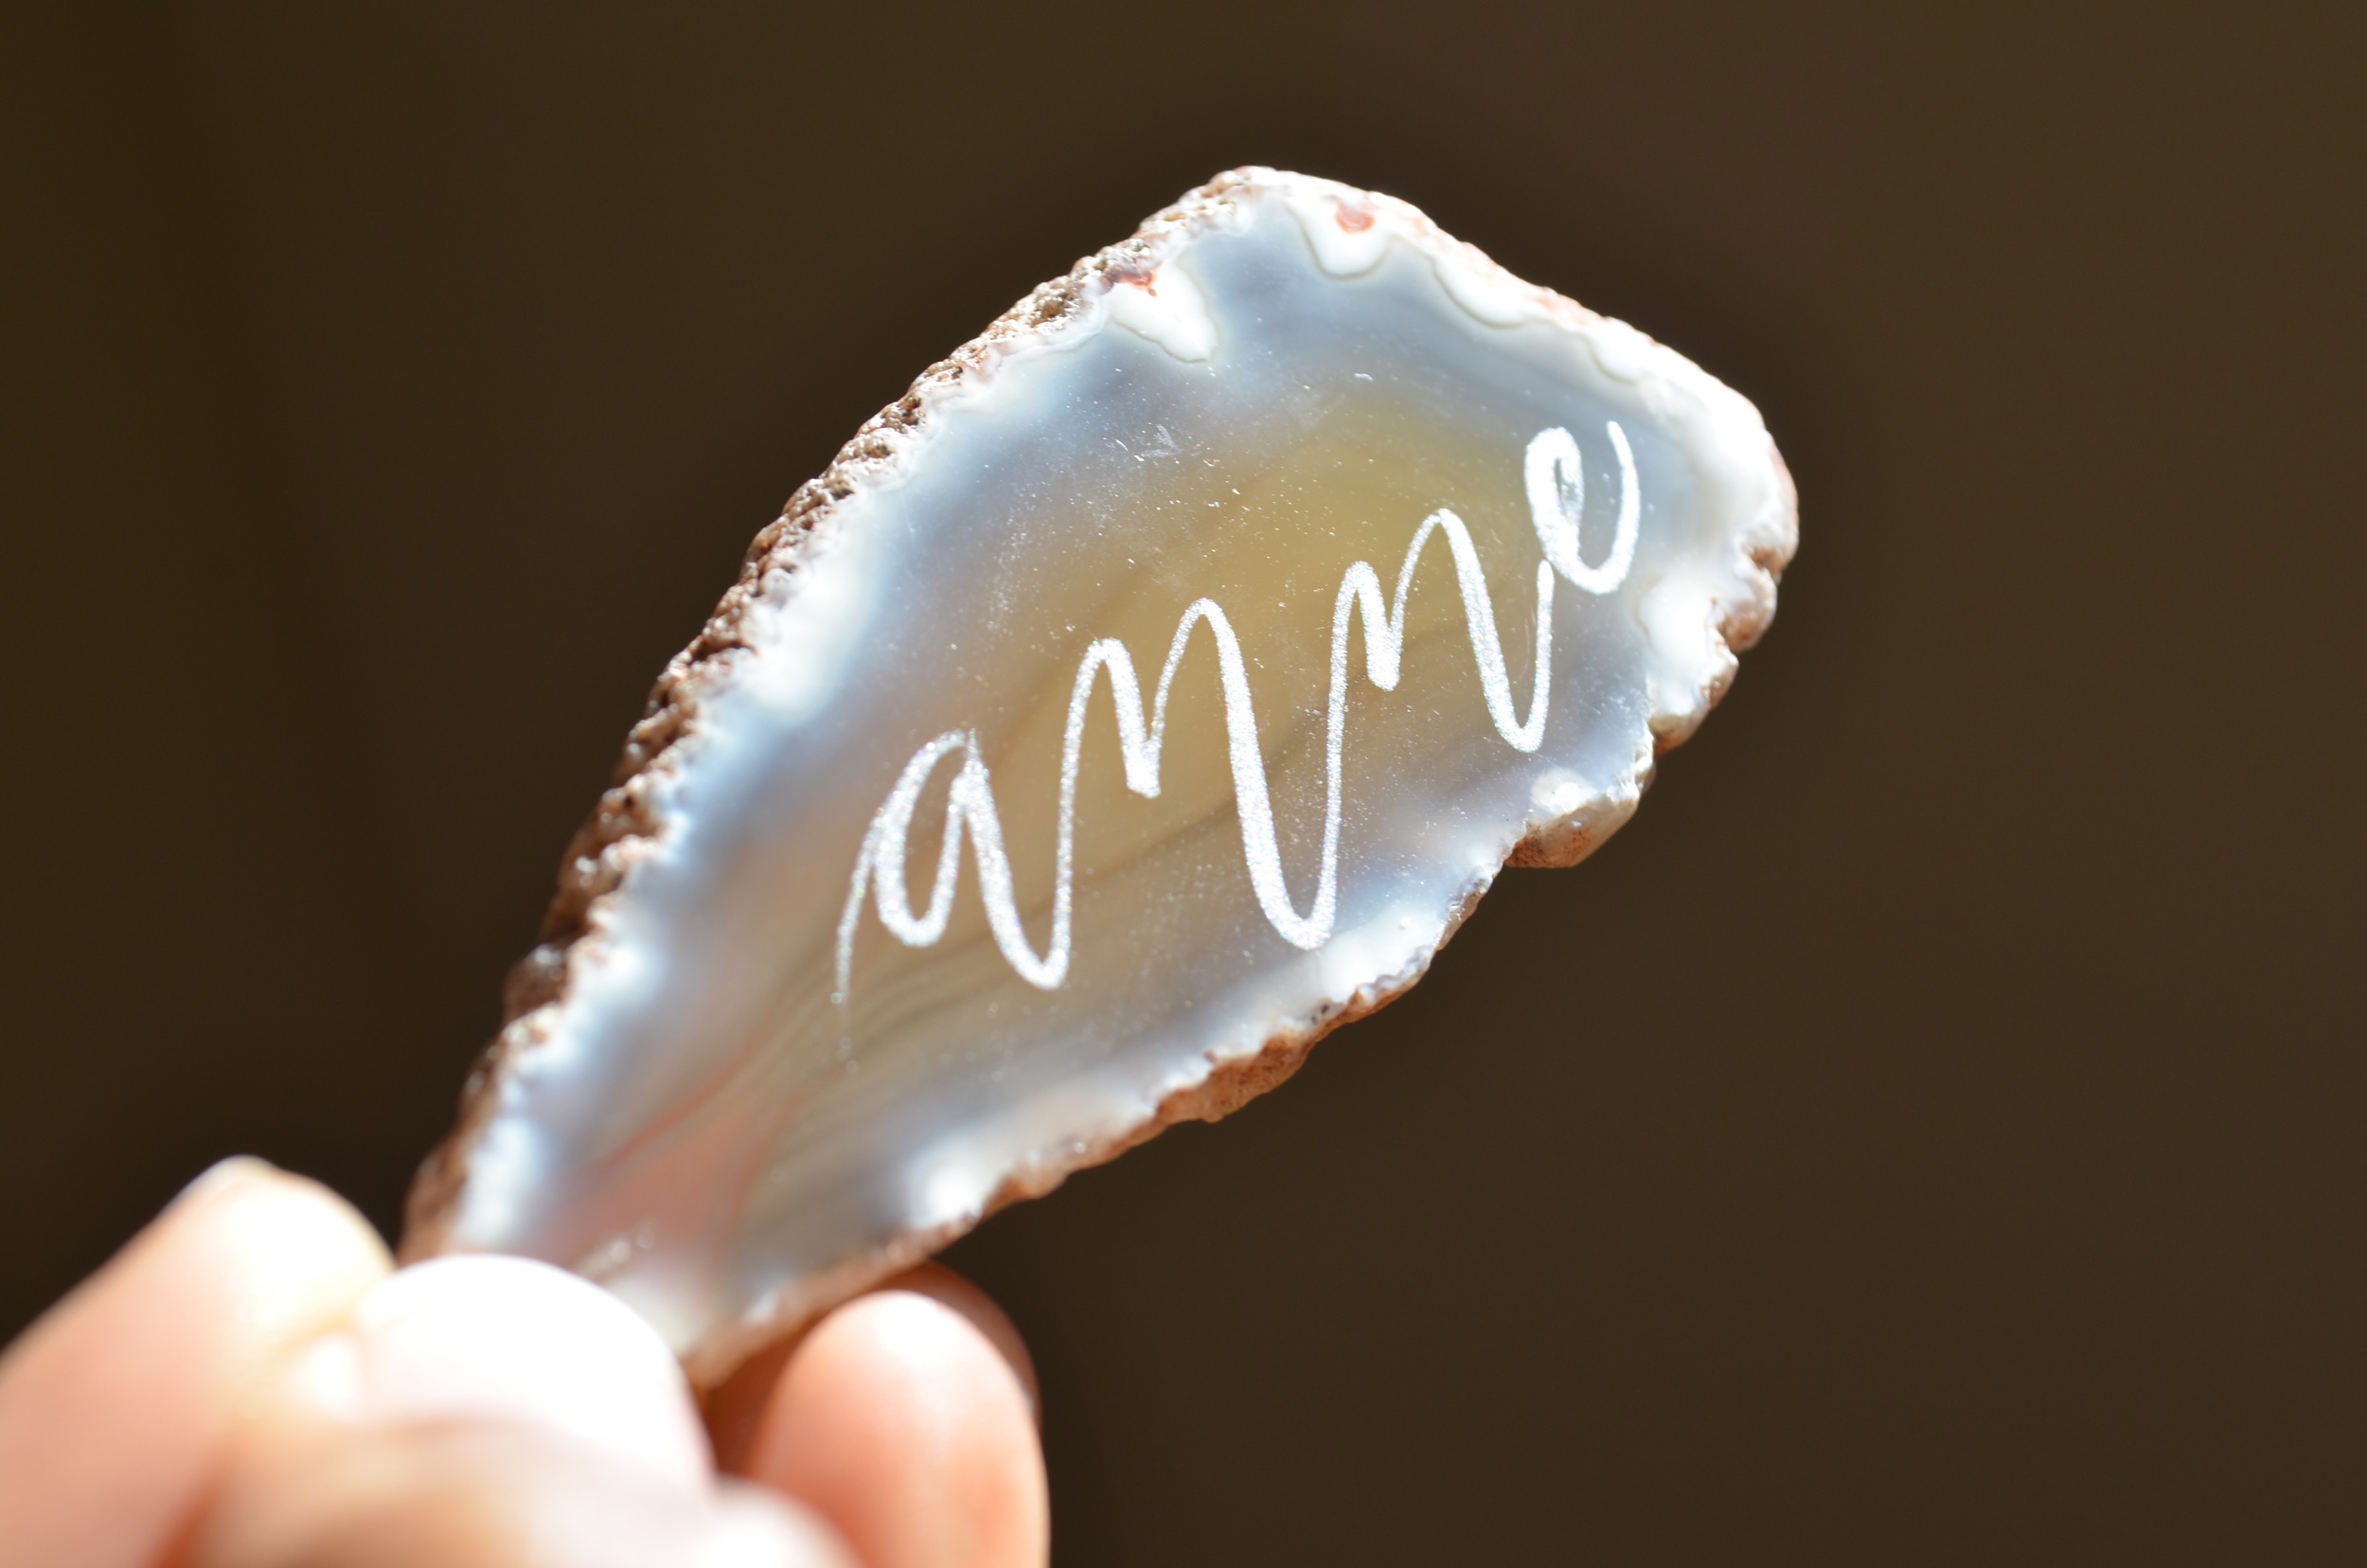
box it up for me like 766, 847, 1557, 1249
405, 169, 1796, 1378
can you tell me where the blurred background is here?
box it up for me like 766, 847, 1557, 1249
3, 4, 2359, 1561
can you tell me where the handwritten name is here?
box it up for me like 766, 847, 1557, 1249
834, 422, 1638, 1002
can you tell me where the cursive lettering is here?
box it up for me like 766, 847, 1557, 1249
834, 422, 1638, 1002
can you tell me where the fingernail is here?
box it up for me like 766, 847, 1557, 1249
168, 1155, 276, 1214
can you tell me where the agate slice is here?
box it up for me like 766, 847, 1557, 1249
405, 168, 1796, 1379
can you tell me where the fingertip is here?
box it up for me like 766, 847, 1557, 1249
878, 1265, 1041, 1421
708, 1481, 864, 1568
0, 1157, 391, 1567
318, 1254, 711, 1489
707, 1265, 1039, 1475
739, 1274, 1049, 1568
193, 1427, 861, 1568
186, 1166, 396, 1356
194, 1258, 840, 1567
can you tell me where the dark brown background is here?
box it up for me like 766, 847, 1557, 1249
4, 4, 2360, 1561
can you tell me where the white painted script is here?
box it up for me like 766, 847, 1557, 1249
834, 422, 1639, 1003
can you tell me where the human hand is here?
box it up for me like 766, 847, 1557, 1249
0, 1159, 1048, 1567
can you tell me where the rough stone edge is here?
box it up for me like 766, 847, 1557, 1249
680, 851, 1562, 1386
398, 167, 1799, 1386
400, 169, 1262, 1264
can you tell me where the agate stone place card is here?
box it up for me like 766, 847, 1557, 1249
404, 168, 1797, 1380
